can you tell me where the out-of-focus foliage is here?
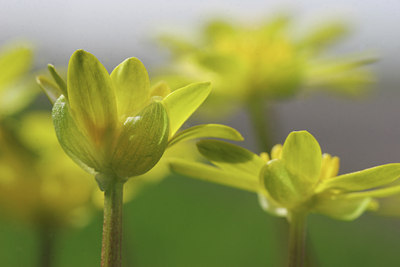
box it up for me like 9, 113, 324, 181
0, 113, 97, 228
0, 43, 39, 118
158, 15, 375, 118
170, 131, 400, 221
38, 50, 242, 191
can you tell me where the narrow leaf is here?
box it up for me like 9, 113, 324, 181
316, 163, 400, 192
162, 82, 211, 137
343, 185, 400, 199
36, 75, 62, 104
48, 64, 68, 97
168, 124, 243, 147
196, 140, 264, 177
169, 159, 259, 192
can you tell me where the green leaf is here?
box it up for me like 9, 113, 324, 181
168, 124, 243, 147
48, 64, 68, 97
316, 163, 400, 192
162, 82, 211, 137
312, 193, 371, 221
52, 95, 99, 174
169, 159, 259, 192
196, 140, 264, 177
0, 45, 32, 90
281, 131, 322, 185
36, 75, 62, 104
67, 49, 118, 145
110, 57, 151, 118
111, 102, 169, 178
261, 159, 304, 208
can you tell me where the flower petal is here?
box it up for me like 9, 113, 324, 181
111, 102, 169, 178
162, 82, 211, 137
316, 163, 400, 192
0, 45, 32, 90
196, 140, 265, 177
67, 49, 118, 145
168, 124, 243, 147
169, 159, 259, 192
281, 131, 322, 185
52, 95, 99, 174
110, 57, 151, 118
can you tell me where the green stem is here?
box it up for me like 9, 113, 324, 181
246, 96, 273, 152
288, 211, 308, 267
101, 180, 124, 267
38, 225, 55, 267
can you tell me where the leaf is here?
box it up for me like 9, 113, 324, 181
168, 124, 243, 147
261, 159, 305, 208
316, 163, 400, 192
48, 64, 68, 97
281, 131, 322, 185
196, 140, 264, 177
342, 185, 400, 199
312, 193, 371, 221
52, 95, 99, 174
67, 49, 118, 145
111, 102, 169, 178
162, 82, 211, 137
36, 75, 62, 104
110, 57, 151, 118
169, 159, 259, 192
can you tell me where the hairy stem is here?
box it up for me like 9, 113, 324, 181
288, 211, 308, 267
101, 180, 124, 267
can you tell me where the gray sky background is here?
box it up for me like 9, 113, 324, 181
1, 0, 400, 172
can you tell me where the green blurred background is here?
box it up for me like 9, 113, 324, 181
1, 0, 400, 266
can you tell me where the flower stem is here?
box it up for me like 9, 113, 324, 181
288, 211, 308, 267
101, 179, 124, 267
246, 96, 274, 152
38, 225, 56, 267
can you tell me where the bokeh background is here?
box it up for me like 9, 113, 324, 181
1, 0, 400, 266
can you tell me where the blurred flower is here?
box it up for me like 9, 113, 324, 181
170, 131, 400, 221
0, 113, 97, 228
37, 50, 242, 189
0, 42, 39, 118
158, 15, 375, 118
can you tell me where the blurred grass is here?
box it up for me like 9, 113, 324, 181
1, 174, 400, 266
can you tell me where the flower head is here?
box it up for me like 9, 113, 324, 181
37, 50, 242, 189
159, 16, 375, 117
170, 131, 400, 220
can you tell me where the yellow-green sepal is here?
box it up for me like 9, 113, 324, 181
110, 57, 151, 118
111, 101, 169, 178
196, 140, 265, 177
169, 159, 259, 192
67, 49, 118, 145
0, 45, 32, 89
261, 159, 305, 208
316, 163, 400, 193
162, 82, 211, 137
52, 95, 99, 174
168, 124, 243, 147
